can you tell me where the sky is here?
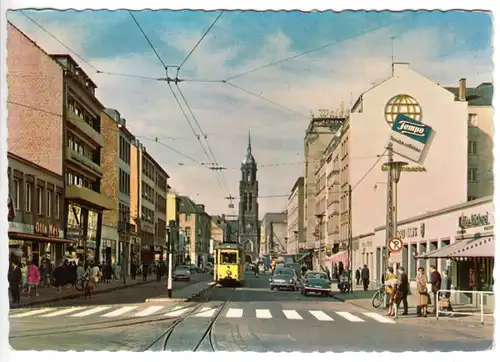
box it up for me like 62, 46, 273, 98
6, 9, 493, 217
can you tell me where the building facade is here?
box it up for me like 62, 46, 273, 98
238, 133, 260, 260
167, 187, 183, 265
7, 153, 68, 266
286, 176, 305, 256
260, 212, 288, 256
100, 108, 138, 272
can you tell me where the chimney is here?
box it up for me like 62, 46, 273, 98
459, 78, 466, 101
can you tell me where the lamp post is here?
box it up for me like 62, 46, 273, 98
167, 220, 175, 298
382, 144, 408, 272
315, 213, 325, 270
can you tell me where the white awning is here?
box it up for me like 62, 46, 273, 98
420, 236, 494, 259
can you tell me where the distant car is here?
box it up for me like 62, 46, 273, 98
269, 268, 299, 291
284, 263, 302, 278
301, 271, 331, 297
173, 266, 191, 281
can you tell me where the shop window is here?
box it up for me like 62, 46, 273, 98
37, 186, 43, 215
12, 178, 20, 210
26, 183, 32, 213
47, 191, 52, 217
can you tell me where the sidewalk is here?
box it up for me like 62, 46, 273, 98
13, 275, 162, 308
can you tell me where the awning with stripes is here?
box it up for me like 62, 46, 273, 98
419, 236, 494, 259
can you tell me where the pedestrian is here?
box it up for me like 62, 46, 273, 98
416, 266, 429, 317
27, 260, 40, 297
90, 262, 101, 287
156, 263, 162, 283
430, 265, 442, 314
142, 262, 148, 281
361, 265, 370, 291
355, 268, 361, 285
8, 259, 22, 304
441, 269, 454, 314
384, 267, 397, 317
396, 266, 409, 316
131, 262, 137, 280
21, 262, 28, 292
54, 261, 65, 292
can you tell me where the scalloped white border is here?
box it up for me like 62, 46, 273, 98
1, 0, 498, 360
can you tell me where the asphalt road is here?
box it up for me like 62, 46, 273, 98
8, 272, 493, 352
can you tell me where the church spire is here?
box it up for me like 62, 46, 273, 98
247, 130, 252, 153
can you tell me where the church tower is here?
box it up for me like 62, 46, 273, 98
238, 131, 259, 261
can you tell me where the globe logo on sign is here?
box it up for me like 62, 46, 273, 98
384, 94, 423, 127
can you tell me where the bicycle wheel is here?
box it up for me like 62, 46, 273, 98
75, 279, 85, 292
372, 291, 383, 308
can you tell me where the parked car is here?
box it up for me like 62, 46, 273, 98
301, 271, 332, 297
173, 265, 191, 281
284, 263, 302, 278
269, 268, 299, 291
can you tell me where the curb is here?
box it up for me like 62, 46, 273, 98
10, 280, 155, 309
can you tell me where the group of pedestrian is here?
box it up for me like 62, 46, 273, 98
355, 265, 371, 291
8, 258, 41, 304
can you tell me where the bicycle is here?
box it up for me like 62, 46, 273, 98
372, 286, 387, 309
74, 277, 89, 292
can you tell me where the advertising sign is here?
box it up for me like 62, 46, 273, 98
387, 114, 434, 164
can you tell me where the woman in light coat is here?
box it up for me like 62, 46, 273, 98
416, 266, 429, 317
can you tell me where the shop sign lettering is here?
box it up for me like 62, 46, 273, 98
396, 227, 418, 239
458, 213, 491, 229
35, 221, 60, 237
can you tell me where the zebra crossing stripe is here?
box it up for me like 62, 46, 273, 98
12, 309, 56, 318
102, 306, 138, 317
225, 308, 243, 318
283, 310, 303, 320
71, 306, 111, 317
255, 309, 272, 319
164, 307, 190, 317
134, 306, 164, 317
336, 311, 365, 322
40, 307, 86, 317
195, 307, 216, 318
363, 312, 396, 324
309, 310, 334, 321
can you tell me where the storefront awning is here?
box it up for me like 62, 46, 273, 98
322, 250, 349, 268
9, 232, 74, 244
419, 236, 494, 259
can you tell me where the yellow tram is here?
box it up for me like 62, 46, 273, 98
214, 242, 245, 287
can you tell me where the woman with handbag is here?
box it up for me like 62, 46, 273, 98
416, 266, 429, 317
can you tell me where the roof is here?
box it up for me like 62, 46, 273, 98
142, 149, 170, 179
178, 196, 198, 213
444, 83, 493, 106
290, 176, 304, 194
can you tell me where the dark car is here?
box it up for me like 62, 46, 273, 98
269, 268, 298, 291
301, 271, 331, 297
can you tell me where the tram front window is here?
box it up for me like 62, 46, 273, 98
221, 252, 237, 264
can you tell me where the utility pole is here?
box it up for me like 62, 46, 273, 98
347, 184, 353, 293
385, 143, 395, 277
167, 220, 175, 298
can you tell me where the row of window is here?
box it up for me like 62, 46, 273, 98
119, 136, 131, 165
341, 136, 349, 159
118, 202, 131, 223
142, 158, 155, 180
142, 181, 155, 204
141, 206, 154, 223
156, 194, 166, 214
11, 178, 61, 218
67, 134, 97, 163
156, 173, 167, 191
66, 171, 97, 191
340, 164, 349, 186
67, 96, 99, 131
242, 193, 253, 212
119, 169, 131, 196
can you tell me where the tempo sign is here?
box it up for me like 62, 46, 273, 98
387, 114, 434, 164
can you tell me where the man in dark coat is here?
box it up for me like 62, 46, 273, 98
8, 259, 22, 304
355, 268, 361, 285
430, 265, 442, 313
361, 265, 370, 291
397, 266, 409, 315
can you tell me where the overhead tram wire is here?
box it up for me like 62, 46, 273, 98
224, 13, 417, 82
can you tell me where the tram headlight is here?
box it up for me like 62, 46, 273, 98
226, 269, 232, 276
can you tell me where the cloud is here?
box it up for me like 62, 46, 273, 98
6, 10, 493, 217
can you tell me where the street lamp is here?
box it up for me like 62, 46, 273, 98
315, 213, 325, 270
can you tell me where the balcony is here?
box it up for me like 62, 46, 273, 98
118, 221, 136, 234
65, 184, 113, 210
66, 108, 104, 147
65, 147, 103, 177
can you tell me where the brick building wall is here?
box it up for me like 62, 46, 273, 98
7, 22, 64, 176
101, 111, 118, 227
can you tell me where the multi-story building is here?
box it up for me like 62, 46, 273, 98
210, 215, 226, 263
100, 108, 138, 272
444, 79, 494, 200
286, 177, 305, 256
130, 140, 170, 264
260, 212, 288, 256
167, 187, 183, 265
178, 196, 211, 267
7, 23, 68, 266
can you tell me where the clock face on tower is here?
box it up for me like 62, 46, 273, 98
246, 222, 252, 230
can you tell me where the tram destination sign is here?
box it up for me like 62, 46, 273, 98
388, 114, 434, 164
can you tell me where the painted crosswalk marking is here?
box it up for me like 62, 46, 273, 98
283, 310, 303, 320
40, 307, 86, 317
309, 310, 334, 321
225, 308, 243, 318
71, 307, 111, 317
363, 312, 396, 324
102, 306, 138, 318
195, 307, 216, 318
12, 309, 55, 318
164, 307, 190, 317
134, 306, 164, 317
336, 311, 365, 322
256, 309, 272, 319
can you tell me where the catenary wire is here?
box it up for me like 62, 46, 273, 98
224, 13, 417, 81
177, 11, 224, 72
128, 11, 167, 69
